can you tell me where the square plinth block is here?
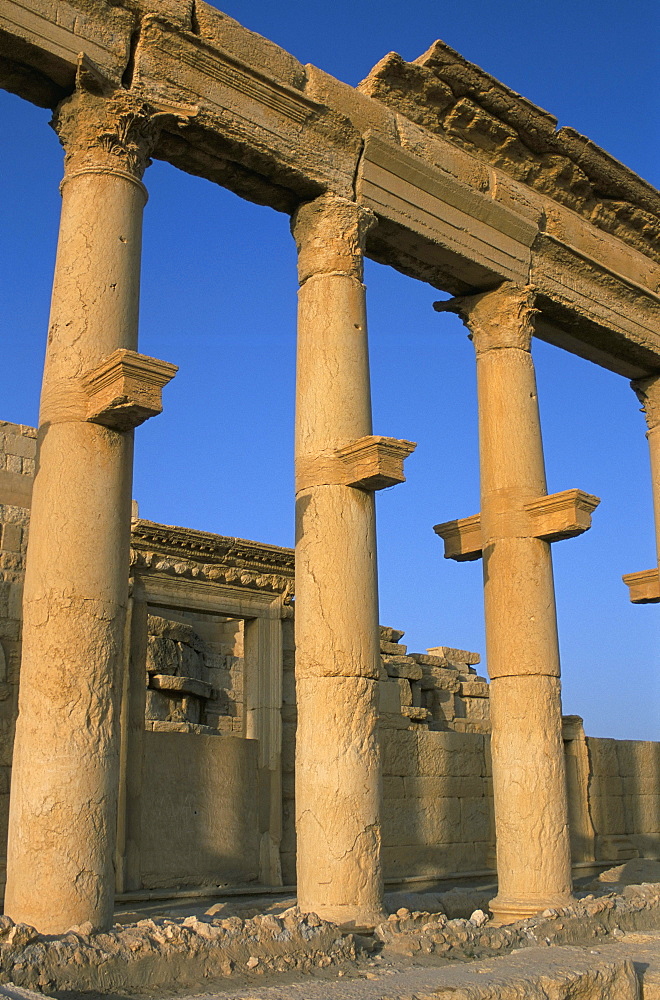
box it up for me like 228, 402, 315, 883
337, 435, 416, 491
83, 349, 178, 431
622, 568, 660, 604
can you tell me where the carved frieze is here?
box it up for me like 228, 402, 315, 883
131, 519, 295, 597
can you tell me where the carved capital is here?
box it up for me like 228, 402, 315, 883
433, 282, 538, 354
53, 82, 197, 185
631, 375, 660, 433
291, 194, 377, 284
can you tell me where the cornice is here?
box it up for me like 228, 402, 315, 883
130, 518, 295, 596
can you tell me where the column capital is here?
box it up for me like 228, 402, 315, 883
53, 86, 197, 190
291, 194, 376, 285
433, 282, 538, 354
631, 374, 660, 432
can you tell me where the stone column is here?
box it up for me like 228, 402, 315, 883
437, 283, 573, 923
625, 377, 660, 601
5, 89, 175, 933
291, 195, 414, 929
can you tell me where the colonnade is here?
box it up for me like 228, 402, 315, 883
3, 87, 654, 935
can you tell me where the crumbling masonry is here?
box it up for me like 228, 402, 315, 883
0, 0, 658, 934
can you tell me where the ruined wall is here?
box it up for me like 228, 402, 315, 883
0, 422, 35, 892
145, 610, 244, 735
588, 738, 660, 863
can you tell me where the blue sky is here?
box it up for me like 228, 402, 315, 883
1, 0, 658, 739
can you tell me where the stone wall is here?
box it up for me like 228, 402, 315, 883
381, 729, 494, 879
144, 610, 244, 735
588, 737, 660, 863
0, 422, 35, 893
139, 731, 259, 889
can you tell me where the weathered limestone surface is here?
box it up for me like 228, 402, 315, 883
139, 732, 259, 889
3, 89, 167, 934
292, 194, 385, 929
437, 284, 574, 924
623, 378, 660, 602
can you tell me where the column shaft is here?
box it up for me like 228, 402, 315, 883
292, 195, 384, 928
448, 284, 573, 923
5, 92, 154, 933
632, 377, 660, 569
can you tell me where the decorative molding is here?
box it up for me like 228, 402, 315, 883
524, 489, 600, 542
337, 435, 416, 491
296, 435, 416, 493
434, 488, 599, 560
130, 520, 295, 598
433, 513, 482, 562
434, 282, 538, 354
83, 350, 178, 431
622, 568, 660, 604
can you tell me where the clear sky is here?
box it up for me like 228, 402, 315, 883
1, 0, 658, 740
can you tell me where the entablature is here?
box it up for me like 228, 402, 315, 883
1, 0, 658, 376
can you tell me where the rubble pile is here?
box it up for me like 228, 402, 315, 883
376, 882, 660, 960
0, 907, 358, 994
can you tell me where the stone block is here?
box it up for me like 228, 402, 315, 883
194, 2, 307, 90
379, 679, 402, 714
404, 775, 486, 799
587, 738, 620, 778
590, 795, 625, 835
380, 627, 405, 643
625, 794, 660, 834
590, 775, 624, 798
381, 730, 418, 776
382, 796, 461, 846
146, 635, 179, 675
382, 655, 422, 680
618, 740, 660, 782
427, 645, 481, 666
382, 775, 405, 799
460, 679, 489, 698
380, 640, 408, 655
1, 524, 22, 553
460, 696, 490, 722
381, 842, 481, 878
305, 64, 398, 139
460, 796, 492, 838
397, 677, 412, 707
379, 712, 411, 731
3, 433, 35, 460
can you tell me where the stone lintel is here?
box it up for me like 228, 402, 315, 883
622, 568, 660, 604
336, 435, 416, 491
149, 674, 214, 700
83, 349, 178, 431
434, 488, 599, 560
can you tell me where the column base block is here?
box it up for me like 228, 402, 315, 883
489, 893, 574, 925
